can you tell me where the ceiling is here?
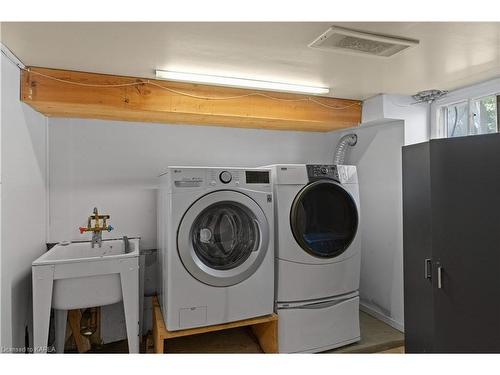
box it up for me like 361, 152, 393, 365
1, 22, 499, 100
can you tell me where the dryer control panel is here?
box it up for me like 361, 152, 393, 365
306, 164, 339, 182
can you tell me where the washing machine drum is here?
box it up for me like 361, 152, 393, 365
177, 190, 270, 287
290, 180, 358, 259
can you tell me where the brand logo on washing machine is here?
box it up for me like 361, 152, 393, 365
173, 176, 204, 188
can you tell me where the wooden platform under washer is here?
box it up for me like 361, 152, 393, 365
152, 296, 278, 353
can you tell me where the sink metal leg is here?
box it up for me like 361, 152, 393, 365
120, 259, 140, 353
139, 254, 145, 341
32, 265, 55, 354
55, 309, 68, 353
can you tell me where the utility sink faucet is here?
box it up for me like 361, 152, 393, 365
79, 207, 113, 248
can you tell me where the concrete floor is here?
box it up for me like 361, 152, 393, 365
78, 311, 404, 354
327, 311, 404, 353
378, 346, 405, 354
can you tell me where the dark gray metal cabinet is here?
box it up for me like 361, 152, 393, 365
403, 134, 500, 353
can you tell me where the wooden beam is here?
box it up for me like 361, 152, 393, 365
251, 320, 278, 353
21, 67, 361, 132
67, 309, 91, 353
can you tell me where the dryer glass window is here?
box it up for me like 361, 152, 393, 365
291, 181, 358, 258
191, 202, 259, 270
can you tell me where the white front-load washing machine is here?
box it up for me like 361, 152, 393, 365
265, 164, 361, 353
158, 166, 274, 331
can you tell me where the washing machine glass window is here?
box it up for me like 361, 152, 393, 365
178, 190, 270, 287
290, 180, 358, 259
191, 202, 259, 270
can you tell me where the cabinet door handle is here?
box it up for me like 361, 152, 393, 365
437, 266, 443, 289
424, 258, 432, 279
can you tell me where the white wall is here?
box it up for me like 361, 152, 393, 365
383, 95, 429, 146
351, 94, 430, 331
332, 121, 406, 331
0, 44, 3, 350
362, 94, 429, 146
5, 91, 419, 346
47, 113, 414, 338
1, 53, 48, 350
47, 95, 424, 339
48, 118, 337, 248
47, 118, 342, 342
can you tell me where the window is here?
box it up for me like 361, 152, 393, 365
442, 94, 499, 138
445, 101, 468, 137
471, 95, 498, 135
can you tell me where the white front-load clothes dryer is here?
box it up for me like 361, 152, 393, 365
264, 164, 361, 353
157, 167, 274, 331
270, 164, 361, 302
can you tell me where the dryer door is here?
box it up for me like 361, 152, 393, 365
290, 180, 358, 259
178, 190, 270, 287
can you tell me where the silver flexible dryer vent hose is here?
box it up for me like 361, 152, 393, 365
333, 133, 358, 165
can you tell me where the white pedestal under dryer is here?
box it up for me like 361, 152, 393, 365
157, 167, 275, 331
266, 164, 361, 353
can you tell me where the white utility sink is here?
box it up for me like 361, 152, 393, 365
32, 238, 141, 353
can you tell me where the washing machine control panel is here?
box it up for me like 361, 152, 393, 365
306, 164, 339, 182
169, 167, 271, 192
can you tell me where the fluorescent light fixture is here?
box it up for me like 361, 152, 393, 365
155, 70, 329, 95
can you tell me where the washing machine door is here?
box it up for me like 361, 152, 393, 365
177, 190, 270, 287
290, 180, 358, 259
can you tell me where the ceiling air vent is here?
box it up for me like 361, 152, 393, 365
309, 26, 419, 58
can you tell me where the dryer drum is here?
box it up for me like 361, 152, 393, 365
290, 180, 358, 259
